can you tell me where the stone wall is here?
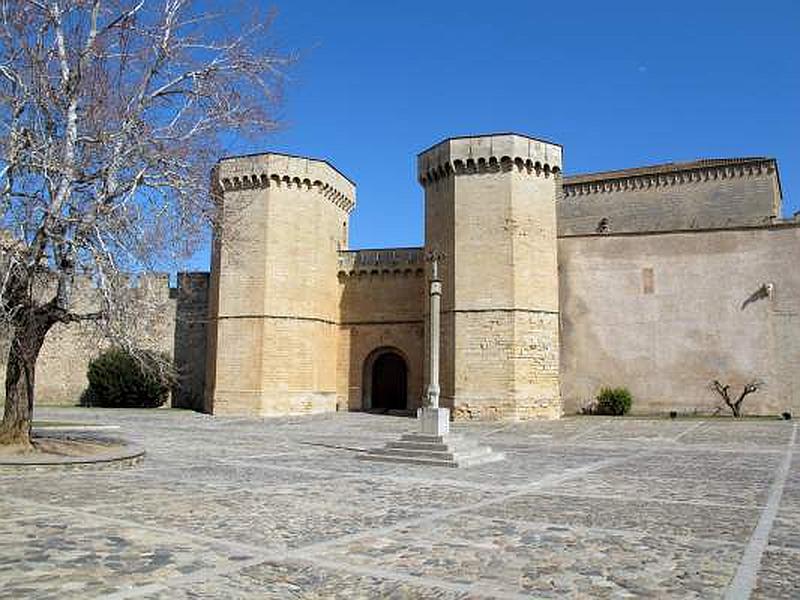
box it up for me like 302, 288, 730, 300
172, 273, 211, 411
559, 158, 781, 235
3, 273, 207, 409
337, 248, 426, 410
558, 223, 800, 416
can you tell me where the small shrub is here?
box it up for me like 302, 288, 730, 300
87, 348, 173, 408
594, 387, 633, 416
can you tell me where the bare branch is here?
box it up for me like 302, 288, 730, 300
0, 0, 289, 444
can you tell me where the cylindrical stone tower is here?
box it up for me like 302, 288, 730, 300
206, 153, 355, 416
418, 133, 562, 420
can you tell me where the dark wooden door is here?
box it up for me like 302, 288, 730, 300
371, 352, 407, 410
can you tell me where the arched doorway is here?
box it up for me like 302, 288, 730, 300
366, 350, 408, 411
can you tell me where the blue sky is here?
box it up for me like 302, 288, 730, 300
216, 0, 799, 258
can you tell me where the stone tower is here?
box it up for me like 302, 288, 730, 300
418, 134, 562, 419
206, 153, 355, 416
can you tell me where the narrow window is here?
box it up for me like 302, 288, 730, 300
642, 268, 655, 294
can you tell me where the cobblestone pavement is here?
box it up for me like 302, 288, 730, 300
1, 408, 797, 599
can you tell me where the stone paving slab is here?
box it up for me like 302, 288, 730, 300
752, 547, 800, 599
1, 471, 218, 509
468, 492, 761, 544
315, 515, 744, 598
559, 419, 702, 443
134, 559, 476, 600
238, 477, 499, 514
678, 422, 793, 448
130, 463, 349, 488
1, 408, 796, 598
0, 496, 63, 523
588, 454, 778, 484
0, 508, 258, 600
768, 503, 800, 551
90, 490, 414, 552
555, 471, 772, 507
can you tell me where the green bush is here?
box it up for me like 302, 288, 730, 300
86, 348, 173, 408
594, 387, 633, 416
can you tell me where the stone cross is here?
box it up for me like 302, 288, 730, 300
427, 257, 441, 409
417, 252, 449, 436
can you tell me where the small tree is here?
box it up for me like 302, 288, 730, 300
0, 0, 289, 447
711, 380, 762, 417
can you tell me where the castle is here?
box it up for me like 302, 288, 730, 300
23, 133, 800, 419
204, 132, 799, 419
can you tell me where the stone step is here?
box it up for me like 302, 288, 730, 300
373, 444, 491, 460
457, 450, 506, 468
451, 445, 494, 460
361, 447, 505, 468
368, 447, 457, 460
360, 452, 461, 468
400, 433, 466, 444
359, 427, 505, 469
386, 438, 479, 453
386, 441, 452, 453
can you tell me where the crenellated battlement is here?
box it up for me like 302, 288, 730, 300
39, 271, 210, 302
562, 157, 778, 199
37, 271, 175, 293
337, 247, 425, 277
217, 151, 356, 213
418, 133, 563, 187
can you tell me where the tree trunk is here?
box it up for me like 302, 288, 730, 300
0, 316, 52, 447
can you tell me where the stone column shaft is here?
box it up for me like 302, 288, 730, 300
427, 269, 442, 408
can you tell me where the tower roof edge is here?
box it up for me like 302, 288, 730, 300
417, 133, 563, 184
216, 151, 356, 213
417, 132, 562, 157
218, 150, 356, 188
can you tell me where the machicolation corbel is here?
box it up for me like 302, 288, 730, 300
217, 152, 356, 213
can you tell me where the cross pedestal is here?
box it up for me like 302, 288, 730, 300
418, 406, 449, 436
360, 409, 504, 468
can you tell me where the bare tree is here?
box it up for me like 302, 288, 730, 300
711, 380, 762, 418
0, 0, 288, 447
